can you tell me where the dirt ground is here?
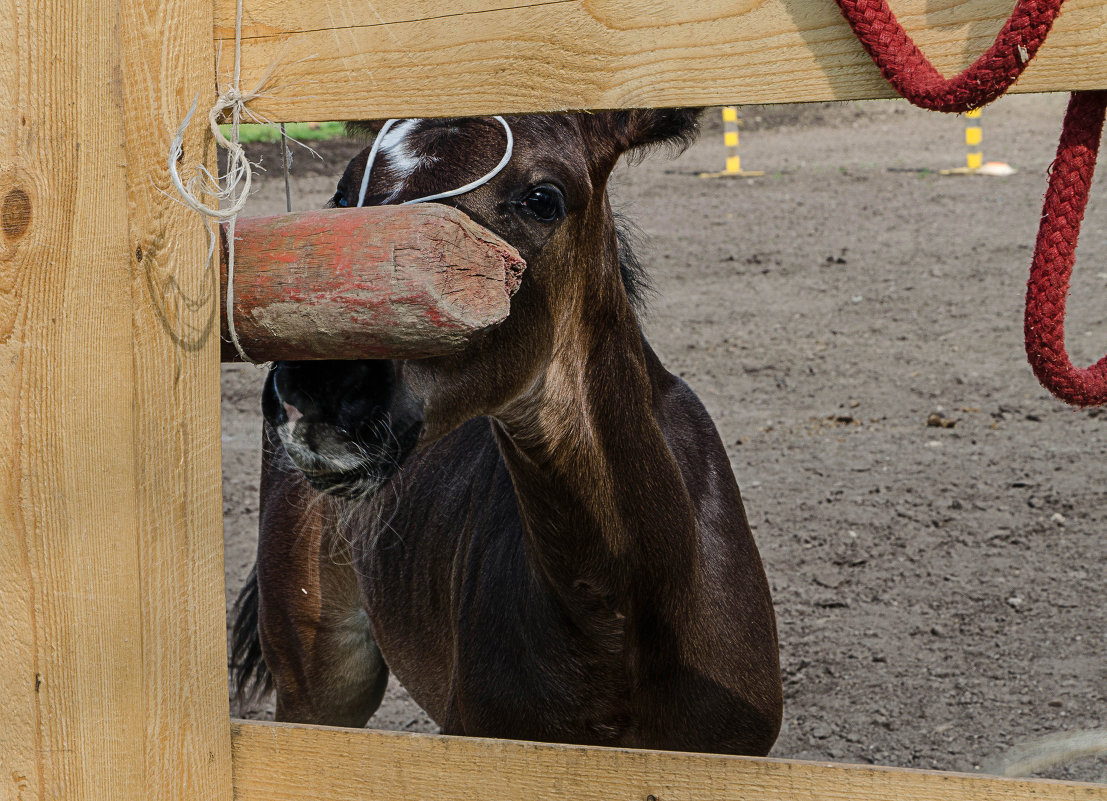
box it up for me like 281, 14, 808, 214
222, 94, 1106, 782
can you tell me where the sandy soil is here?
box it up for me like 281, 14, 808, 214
222, 94, 1106, 781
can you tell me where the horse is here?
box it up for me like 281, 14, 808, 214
232, 109, 783, 755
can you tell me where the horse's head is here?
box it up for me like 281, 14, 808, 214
264, 110, 700, 498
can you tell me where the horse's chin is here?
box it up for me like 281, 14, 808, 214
300, 466, 391, 500
277, 418, 422, 501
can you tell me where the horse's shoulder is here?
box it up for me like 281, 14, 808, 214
645, 349, 744, 510
645, 349, 725, 450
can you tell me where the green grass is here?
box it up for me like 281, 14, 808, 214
217, 121, 347, 144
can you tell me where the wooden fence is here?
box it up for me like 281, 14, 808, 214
2, 1, 1105, 799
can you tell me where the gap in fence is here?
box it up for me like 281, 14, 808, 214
221, 95, 1106, 783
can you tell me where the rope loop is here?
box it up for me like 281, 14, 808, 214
834, 0, 1065, 112
1024, 90, 1107, 406
836, 0, 1105, 404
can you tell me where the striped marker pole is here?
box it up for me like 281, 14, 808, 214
940, 108, 1014, 176
723, 106, 743, 173
965, 108, 984, 171
699, 107, 764, 178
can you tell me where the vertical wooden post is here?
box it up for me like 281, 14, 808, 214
0, 1, 232, 799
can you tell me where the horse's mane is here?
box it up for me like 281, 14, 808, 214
613, 212, 652, 312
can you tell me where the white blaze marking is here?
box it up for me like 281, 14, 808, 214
377, 119, 431, 199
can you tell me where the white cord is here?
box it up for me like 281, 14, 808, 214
168, 0, 261, 364
355, 118, 400, 208
356, 116, 514, 208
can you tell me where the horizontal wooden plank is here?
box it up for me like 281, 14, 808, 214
230, 720, 1107, 801
214, 0, 1107, 121
213, 0, 561, 37
219, 206, 525, 362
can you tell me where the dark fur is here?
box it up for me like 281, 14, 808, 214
233, 109, 783, 754
614, 214, 653, 311
231, 566, 271, 703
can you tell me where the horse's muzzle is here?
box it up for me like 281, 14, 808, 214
263, 360, 423, 498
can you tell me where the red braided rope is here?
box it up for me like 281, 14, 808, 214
835, 0, 1104, 404
1025, 91, 1107, 406
834, 0, 1064, 111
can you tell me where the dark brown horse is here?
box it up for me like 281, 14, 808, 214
232, 110, 782, 755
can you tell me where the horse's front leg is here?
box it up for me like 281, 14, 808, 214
255, 432, 389, 728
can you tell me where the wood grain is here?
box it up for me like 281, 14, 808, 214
214, 0, 1107, 121
219, 206, 526, 361
120, 0, 235, 798
230, 720, 1107, 801
0, 1, 232, 800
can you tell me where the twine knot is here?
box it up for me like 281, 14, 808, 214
167, 0, 264, 363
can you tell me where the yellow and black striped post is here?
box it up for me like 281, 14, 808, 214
940, 108, 1014, 176
723, 106, 742, 173
965, 108, 984, 171
700, 106, 764, 178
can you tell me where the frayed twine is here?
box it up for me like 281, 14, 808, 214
169, 95, 258, 364
167, 0, 258, 363
167, 0, 312, 365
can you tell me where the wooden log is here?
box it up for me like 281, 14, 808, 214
219, 205, 526, 362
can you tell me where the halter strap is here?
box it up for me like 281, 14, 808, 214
356, 116, 514, 208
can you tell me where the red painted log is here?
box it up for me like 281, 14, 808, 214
219, 205, 525, 362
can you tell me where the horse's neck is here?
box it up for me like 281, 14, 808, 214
493, 303, 700, 614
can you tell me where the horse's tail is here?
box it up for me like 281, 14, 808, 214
230, 565, 273, 707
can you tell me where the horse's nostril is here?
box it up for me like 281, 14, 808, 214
283, 402, 304, 426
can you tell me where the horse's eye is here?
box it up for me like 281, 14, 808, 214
333, 191, 350, 208
517, 185, 565, 223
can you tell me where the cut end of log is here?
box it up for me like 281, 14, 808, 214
505, 251, 525, 296
219, 205, 526, 362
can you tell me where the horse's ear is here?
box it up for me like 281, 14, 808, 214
346, 120, 388, 140
598, 108, 703, 157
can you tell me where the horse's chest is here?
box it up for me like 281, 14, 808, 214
448, 616, 632, 743
358, 437, 634, 742
441, 562, 633, 742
